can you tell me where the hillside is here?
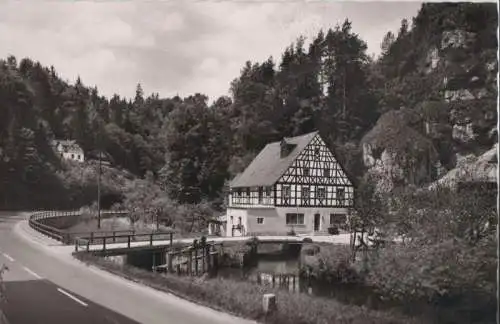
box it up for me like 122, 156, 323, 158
0, 2, 497, 210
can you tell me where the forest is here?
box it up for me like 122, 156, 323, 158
0, 3, 497, 217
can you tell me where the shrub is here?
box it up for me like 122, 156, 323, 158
302, 237, 313, 243
301, 244, 362, 284
365, 235, 497, 323
0, 264, 7, 303
301, 244, 320, 256
0, 264, 7, 324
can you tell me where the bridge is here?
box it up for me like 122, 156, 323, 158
27, 209, 351, 255
74, 234, 317, 253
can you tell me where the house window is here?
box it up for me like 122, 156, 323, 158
330, 213, 347, 225
314, 147, 320, 160
317, 187, 326, 200
71, 154, 75, 159
337, 188, 345, 204
257, 217, 264, 224
302, 186, 310, 205
286, 213, 304, 225
303, 167, 310, 177
246, 187, 250, 196
282, 186, 291, 204
323, 168, 330, 177
265, 187, 271, 196
258, 187, 263, 204
77, 155, 81, 160
330, 213, 348, 230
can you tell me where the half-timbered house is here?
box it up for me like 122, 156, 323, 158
224, 131, 354, 237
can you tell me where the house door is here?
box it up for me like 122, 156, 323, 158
314, 214, 320, 232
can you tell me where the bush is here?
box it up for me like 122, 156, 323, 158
301, 244, 361, 284
301, 244, 320, 256
365, 235, 497, 323
73, 252, 420, 324
0, 264, 7, 303
362, 180, 497, 323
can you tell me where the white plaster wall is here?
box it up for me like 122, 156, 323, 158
225, 208, 248, 237
232, 206, 350, 236
62, 151, 84, 162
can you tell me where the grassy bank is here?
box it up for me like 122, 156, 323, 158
73, 252, 419, 324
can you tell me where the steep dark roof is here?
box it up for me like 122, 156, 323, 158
230, 131, 318, 188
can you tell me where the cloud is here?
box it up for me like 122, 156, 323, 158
0, 1, 422, 103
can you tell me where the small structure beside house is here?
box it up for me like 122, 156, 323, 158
86, 149, 114, 167
222, 131, 355, 237
207, 214, 226, 236
51, 140, 85, 162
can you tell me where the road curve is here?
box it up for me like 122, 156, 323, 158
0, 213, 256, 324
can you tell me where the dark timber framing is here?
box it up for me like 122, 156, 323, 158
229, 133, 354, 209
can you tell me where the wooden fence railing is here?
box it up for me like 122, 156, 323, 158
28, 210, 128, 245
74, 231, 175, 252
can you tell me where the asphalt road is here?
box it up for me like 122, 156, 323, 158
0, 213, 255, 324
2, 279, 140, 324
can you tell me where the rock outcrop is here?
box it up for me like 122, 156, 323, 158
430, 143, 498, 189
361, 110, 438, 193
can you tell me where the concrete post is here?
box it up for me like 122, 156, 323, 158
194, 248, 198, 276
188, 250, 193, 276
167, 252, 173, 273
262, 294, 277, 314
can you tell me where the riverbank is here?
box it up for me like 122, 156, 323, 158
73, 252, 420, 324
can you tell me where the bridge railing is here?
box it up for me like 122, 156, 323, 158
74, 231, 175, 252
28, 209, 129, 245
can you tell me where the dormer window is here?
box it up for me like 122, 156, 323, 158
280, 139, 296, 158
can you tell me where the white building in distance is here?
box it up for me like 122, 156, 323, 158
51, 140, 85, 162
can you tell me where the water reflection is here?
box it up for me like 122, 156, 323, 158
217, 252, 382, 309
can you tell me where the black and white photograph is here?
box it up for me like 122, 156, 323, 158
0, 1, 498, 324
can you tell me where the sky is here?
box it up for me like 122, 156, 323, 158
0, 1, 423, 103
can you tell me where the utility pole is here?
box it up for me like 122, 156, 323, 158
97, 149, 101, 229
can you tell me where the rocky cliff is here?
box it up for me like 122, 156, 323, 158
364, 3, 497, 193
